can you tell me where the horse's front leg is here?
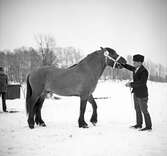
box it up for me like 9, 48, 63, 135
88, 94, 97, 126
78, 98, 88, 128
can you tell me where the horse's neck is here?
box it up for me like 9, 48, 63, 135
84, 52, 106, 79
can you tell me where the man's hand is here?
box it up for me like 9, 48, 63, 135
125, 82, 131, 87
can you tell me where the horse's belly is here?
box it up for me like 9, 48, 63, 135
46, 81, 82, 97
52, 88, 80, 96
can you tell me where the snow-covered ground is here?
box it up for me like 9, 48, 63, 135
0, 80, 167, 156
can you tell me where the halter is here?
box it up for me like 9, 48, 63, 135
104, 50, 121, 69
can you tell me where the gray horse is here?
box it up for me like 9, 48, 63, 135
26, 47, 127, 129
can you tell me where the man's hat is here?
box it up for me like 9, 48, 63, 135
0, 66, 4, 71
133, 54, 144, 62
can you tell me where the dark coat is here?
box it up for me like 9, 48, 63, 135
0, 72, 8, 93
122, 64, 148, 98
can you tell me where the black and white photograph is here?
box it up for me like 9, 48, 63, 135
0, 0, 167, 155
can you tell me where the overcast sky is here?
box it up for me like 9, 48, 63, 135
0, 0, 167, 66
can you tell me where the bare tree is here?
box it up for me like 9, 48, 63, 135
55, 47, 83, 68
34, 34, 58, 66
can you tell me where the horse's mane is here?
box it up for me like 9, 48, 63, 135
68, 50, 101, 69
66, 47, 116, 70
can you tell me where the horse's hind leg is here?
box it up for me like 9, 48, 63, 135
27, 95, 37, 129
28, 111, 35, 129
27, 92, 44, 129
78, 98, 88, 128
34, 96, 46, 127
88, 94, 97, 126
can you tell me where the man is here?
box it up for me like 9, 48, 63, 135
0, 67, 8, 112
121, 54, 152, 131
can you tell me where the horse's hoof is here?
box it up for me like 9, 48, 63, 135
83, 125, 89, 128
40, 123, 46, 127
29, 125, 34, 129
79, 124, 89, 128
92, 122, 96, 126
90, 118, 97, 125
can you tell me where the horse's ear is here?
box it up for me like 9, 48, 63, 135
100, 47, 104, 51
100, 47, 107, 53
100, 47, 107, 52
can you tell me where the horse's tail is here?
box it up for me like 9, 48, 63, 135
26, 74, 32, 115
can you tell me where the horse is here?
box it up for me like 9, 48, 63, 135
26, 47, 127, 129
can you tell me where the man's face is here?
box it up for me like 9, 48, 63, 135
133, 61, 142, 68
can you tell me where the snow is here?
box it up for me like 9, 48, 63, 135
0, 80, 167, 156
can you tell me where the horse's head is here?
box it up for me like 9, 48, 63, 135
100, 47, 127, 69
